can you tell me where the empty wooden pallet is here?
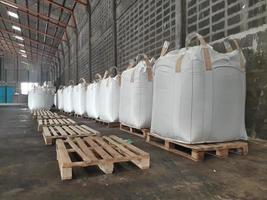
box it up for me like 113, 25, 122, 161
120, 123, 149, 138
36, 114, 66, 120
32, 110, 58, 119
42, 125, 99, 145
95, 118, 119, 128
146, 133, 248, 162
37, 118, 77, 131
56, 135, 150, 180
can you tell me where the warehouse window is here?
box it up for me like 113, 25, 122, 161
21, 82, 38, 95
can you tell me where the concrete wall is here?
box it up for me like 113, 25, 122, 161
63, 0, 182, 83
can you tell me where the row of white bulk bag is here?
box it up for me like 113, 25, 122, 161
28, 86, 54, 110
86, 74, 101, 119
99, 68, 120, 122
73, 78, 87, 115
119, 55, 154, 129
151, 32, 247, 144
63, 81, 74, 113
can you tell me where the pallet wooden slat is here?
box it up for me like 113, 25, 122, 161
56, 135, 150, 180
146, 133, 248, 162
37, 118, 77, 131
42, 125, 99, 145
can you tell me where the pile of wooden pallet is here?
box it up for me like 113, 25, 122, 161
31, 109, 150, 180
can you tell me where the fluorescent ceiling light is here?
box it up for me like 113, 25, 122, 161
14, 35, 24, 40
20, 49, 26, 53
12, 25, 21, 31
7, 11, 18, 19
21, 54, 27, 58
18, 43, 24, 47
0, 1, 18, 9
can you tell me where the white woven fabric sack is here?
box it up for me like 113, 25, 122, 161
151, 33, 247, 144
119, 55, 153, 129
86, 80, 101, 119
58, 88, 64, 110
63, 82, 74, 113
99, 73, 120, 122
74, 79, 87, 115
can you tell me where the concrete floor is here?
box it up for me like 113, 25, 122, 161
0, 106, 267, 200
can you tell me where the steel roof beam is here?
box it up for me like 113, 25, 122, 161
0, 38, 56, 58
0, 28, 59, 51
0, 36, 55, 56
44, 0, 73, 14
0, 0, 75, 29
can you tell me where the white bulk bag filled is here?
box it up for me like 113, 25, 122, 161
74, 78, 87, 115
119, 55, 153, 129
86, 76, 101, 119
99, 72, 120, 122
28, 86, 54, 110
54, 92, 57, 108
151, 33, 247, 144
63, 81, 74, 113
58, 88, 64, 110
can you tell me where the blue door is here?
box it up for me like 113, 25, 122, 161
0, 86, 5, 103
6, 86, 14, 103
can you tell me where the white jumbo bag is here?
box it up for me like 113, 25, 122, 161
57, 87, 64, 110
54, 92, 57, 108
74, 78, 87, 115
86, 74, 101, 119
63, 81, 74, 113
151, 33, 247, 144
28, 86, 54, 110
57, 87, 63, 110
119, 55, 154, 129
99, 68, 120, 122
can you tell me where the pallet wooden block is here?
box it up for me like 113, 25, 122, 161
56, 135, 150, 180
42, 125, 100, 145
95, 118, 120, 128
146, 133, 248, 162
120, 123, 149, 138
37, 118, 77, 131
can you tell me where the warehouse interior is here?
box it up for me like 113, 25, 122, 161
0, 0, 267, 199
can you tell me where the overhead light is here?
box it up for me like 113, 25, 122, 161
0, 1, 18, 9
21, 54, 27, 58
14, 35, 24, 41
12, 25, 21, 31
7, 11, 19, 19
18, 43, 24, 47
20, 49, 26, 53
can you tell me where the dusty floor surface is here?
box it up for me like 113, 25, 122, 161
0, 106, 267, 200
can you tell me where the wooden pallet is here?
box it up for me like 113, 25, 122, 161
36, 114, 66, 120
95, 118, 120, 128
42, 125, 100, 145
146, 133, 248, 162
56, 135, 150, 180
37, 118, 77, 131
32, 109, 53, 116
120, 123, 149, 138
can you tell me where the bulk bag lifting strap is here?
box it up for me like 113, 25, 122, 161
130, 54, 153, 82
